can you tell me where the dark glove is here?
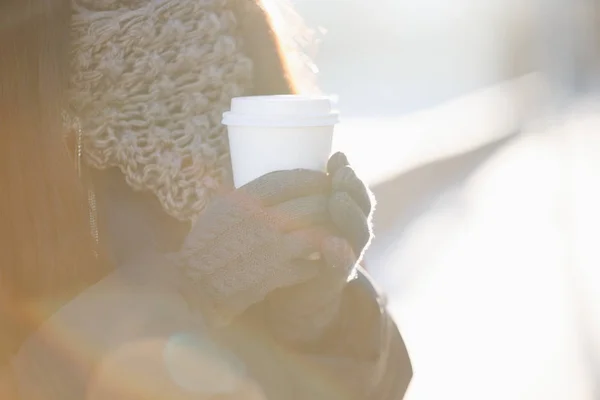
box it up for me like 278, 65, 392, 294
177, 168, 335, 327
327, 151, 374, 259
267, 152, 375, 343
279, 268, 413, 400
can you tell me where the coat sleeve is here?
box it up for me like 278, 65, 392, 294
339, 268, 413, 399
278, 267, 413, 400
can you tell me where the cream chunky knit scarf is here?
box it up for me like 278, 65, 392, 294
70, 0, 255, 222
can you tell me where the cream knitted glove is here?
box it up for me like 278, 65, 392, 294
177, 169, 334, 327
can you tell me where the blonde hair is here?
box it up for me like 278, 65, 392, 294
258, 0, 320, 95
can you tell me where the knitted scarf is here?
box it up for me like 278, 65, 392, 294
70, 0, 265, 222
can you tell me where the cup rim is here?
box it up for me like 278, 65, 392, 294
222, 111, 340, 127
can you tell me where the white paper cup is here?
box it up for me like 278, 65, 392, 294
222, 95, 339, 188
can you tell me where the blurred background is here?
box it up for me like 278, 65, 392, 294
294, 0, 517, 115
286, 0, 600, 399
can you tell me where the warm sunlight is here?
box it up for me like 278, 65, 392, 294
3, 0, 600, 399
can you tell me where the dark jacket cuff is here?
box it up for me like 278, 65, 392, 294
296, 267, 413, 399
347, 268, 412, 399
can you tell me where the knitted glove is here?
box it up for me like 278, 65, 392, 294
327, 152, 375, 259
177, 169, 335, 327
267, 152, 375, 343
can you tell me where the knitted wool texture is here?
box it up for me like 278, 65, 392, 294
70, 0, 254, 222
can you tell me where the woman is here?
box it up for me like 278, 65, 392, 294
1, 0, 412, 398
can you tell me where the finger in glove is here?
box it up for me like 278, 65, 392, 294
241, 169, 330, 206
214, 228, 328, 295
283, 226, 332, 261
268, 194, 329, 232
327, 152, 350, 175
329, 192, 372, 257
331, 165, 373, 217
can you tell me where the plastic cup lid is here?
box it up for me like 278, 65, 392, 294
222, 95, 340, 127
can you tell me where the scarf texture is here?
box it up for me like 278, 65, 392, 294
70, 0, 255, 222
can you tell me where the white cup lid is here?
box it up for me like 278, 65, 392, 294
222, 95, 340, 127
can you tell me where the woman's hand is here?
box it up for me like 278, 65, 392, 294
178, 168, 331, 326
177, 152, 373, 328
326, 152, 374, 259
266, 153, 375, 343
